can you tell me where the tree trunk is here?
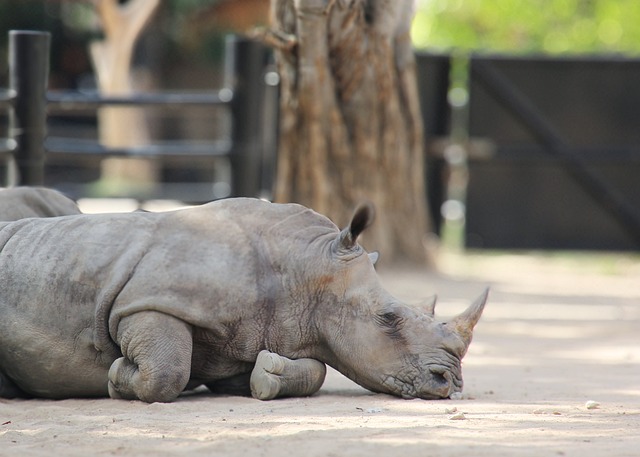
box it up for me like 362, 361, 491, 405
90, 0, 159, 190
269, 0, 432, 265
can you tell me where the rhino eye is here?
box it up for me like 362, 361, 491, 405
376, 311, 404, 340
378, 312, 399, 325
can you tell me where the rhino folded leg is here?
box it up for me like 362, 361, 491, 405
108, 311, 193, 403
250, 350, 326, 401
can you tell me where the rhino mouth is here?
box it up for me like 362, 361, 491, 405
380, 365, 463, 400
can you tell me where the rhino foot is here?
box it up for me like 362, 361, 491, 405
250, 350, 327, 401
250, 351, 285, 400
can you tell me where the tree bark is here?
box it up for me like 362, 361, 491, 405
270, 0, 432, 265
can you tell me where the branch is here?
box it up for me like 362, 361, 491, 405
121, 0, 161, 44
91, 0, 122, 37
92, 0, 159, 43
250, 27, 298, 52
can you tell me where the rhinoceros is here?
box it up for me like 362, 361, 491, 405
0, 187, 81, 221
0, 198, 487, 403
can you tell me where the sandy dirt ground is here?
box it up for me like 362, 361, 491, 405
1, 221, 638, 456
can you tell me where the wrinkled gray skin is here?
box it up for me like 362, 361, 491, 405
0, 198, 487, 402
0, 187, 81, 221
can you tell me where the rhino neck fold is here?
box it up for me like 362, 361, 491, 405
263, 292, 325, 360
310, 283, 403, 394
259, 233, 341, 360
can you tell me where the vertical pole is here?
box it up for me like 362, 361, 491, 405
259, 64, 280, 199
225, 35, 267, 198
9, 30, 50, 186
416, 53, 452, 235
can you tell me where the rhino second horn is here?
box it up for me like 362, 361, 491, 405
449, 288, 489, 346
417, 295, 437, 316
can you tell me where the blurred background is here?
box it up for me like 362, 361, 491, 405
412, 0, 640, 54
411, 0, 640, 253
1, 0, 639, 257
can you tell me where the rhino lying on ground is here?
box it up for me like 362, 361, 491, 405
0, 198, 487, 402
0, 187, 81, 221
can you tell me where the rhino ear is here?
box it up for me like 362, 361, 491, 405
336, 202, 375, 252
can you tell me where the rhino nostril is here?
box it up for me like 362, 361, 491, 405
429, 366, 449, 383
428, 367, 453, 397
432, 372, 448, 385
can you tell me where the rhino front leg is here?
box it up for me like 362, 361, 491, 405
250, 350, 326, 400
108, 311, 193, 403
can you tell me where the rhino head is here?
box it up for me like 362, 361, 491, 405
313, 203, 487, 400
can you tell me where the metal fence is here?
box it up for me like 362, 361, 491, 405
0, 30, 276, 200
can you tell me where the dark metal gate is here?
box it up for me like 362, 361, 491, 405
465, 55, 640, 250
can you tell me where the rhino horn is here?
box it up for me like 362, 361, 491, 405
417, 295, 437, 316
448, 288, 489, 347
336, 202, 375, 252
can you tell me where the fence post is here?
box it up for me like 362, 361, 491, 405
225, 35, 268, 198
9, 30, 50, 186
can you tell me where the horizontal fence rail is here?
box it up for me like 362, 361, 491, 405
46, 89, 234, 110
45, 138, 233, 159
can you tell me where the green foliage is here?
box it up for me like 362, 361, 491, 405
412, 0, 640, 55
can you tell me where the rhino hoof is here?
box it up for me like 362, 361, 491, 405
250, 350, 284, 400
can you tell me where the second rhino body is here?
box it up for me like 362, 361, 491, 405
0, 198, 486, 402
0, 187, 81, 220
